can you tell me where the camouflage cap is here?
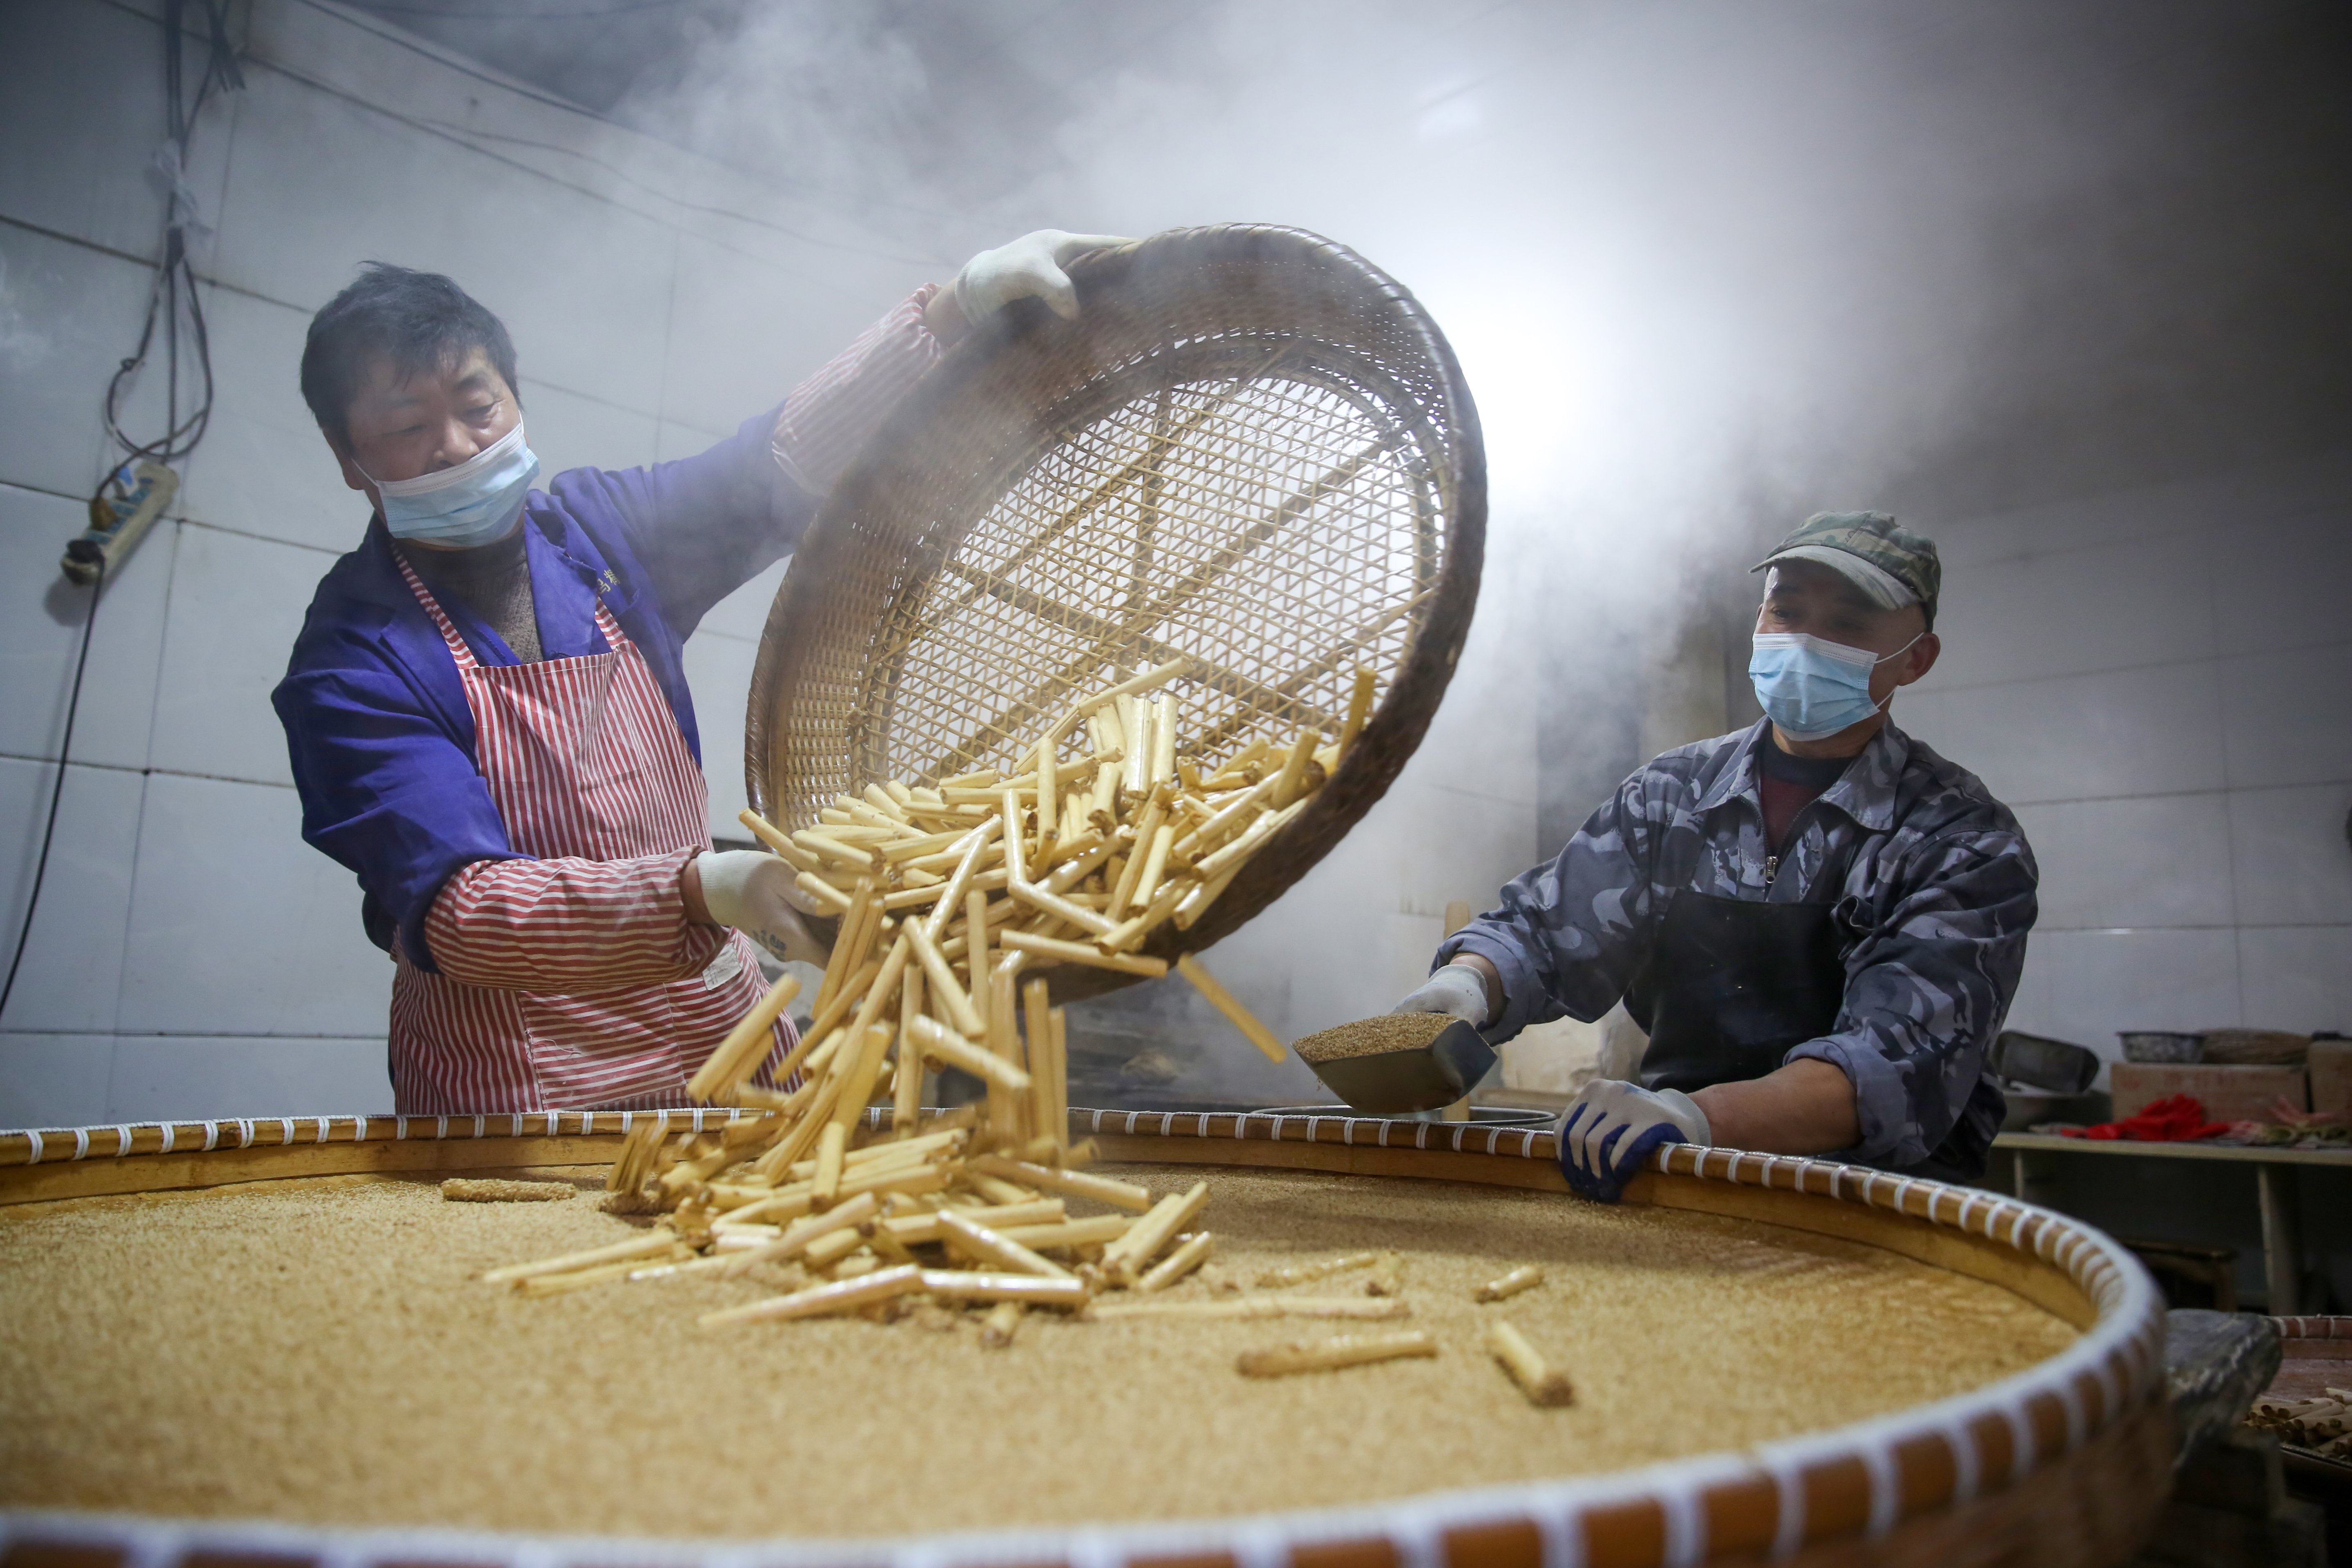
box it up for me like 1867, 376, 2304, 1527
1753, 510, 1941, 625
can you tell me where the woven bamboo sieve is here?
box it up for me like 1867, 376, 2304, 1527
745, 226, 1484, 993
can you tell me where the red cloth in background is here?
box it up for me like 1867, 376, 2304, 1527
2064, 1093, 2230, 1142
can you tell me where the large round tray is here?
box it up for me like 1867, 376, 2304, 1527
0, 1114, 2166, 1568
744, 225, 1484, 997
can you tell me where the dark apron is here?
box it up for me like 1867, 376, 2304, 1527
1623, 889, 1993, 1181
1624, 891, 1844, 1095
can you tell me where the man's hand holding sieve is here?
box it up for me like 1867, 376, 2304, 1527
953, 230, 1134, 324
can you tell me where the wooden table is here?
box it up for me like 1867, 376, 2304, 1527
1995, 1131, 2352, 1314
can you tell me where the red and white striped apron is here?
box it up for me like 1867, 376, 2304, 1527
386, 556, 789, 1113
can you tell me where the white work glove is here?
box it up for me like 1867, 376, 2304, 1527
1555, 1079, 1713, 1203
954, 229, 1133, 323
1391, 963, 1493, 1027
693, 851, 829, 968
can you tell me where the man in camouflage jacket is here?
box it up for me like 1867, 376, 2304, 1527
1399, 513, 2036, 1198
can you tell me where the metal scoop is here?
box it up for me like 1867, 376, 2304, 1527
1294, 1017, 1498, 1116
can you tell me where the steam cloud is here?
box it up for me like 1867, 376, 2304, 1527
488, 0, 2344, 1102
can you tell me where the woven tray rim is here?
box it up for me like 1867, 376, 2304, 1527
2267, 1314, 2352, 1340
740, 223, 1486, 996
0, 1112, 2165, 1568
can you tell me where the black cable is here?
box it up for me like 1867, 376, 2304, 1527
5, 0, 241, 1022
102, 0, 240, 475
0, 564, 102, 1025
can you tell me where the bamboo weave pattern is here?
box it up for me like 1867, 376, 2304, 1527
747, 227, 1484, 970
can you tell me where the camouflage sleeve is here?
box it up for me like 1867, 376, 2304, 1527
1433, 770, 1663, 1041
1785, 823, 2038, 1167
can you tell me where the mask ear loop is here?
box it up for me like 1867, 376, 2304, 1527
1863, 629, 1929, 718
1871, 630, 1927, 666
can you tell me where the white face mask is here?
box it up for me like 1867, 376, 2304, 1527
366, 422, 540, 548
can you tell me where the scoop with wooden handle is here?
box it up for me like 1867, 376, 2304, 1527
1290, 1015, 1497, 1116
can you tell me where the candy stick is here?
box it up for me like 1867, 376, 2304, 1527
893, 967, 926, 1134
909, 1014, 1032, 1093
1238, 1330, 1436, 1378
1135, 1231, 1214, 1293
688, 972, 801, 1102
1099, 1180, 1207, 1281
1175, 955, 1284, 1063
905, 920, 985, 1040
1000, 931, 1167, 976
1486, 1321, 1575, 1407
699, 1263, 924, 1329
972, 1153, 1152, 1213
980, 1300, 1026, 1346
935, 1207, 1075, 1280
922, 817, 1002, 942
717, 1191, 881, 1277
811, 1123, 847, 1205
922, 1272, 1089, 1308
1474, 1264, 1545, 1303
1256, 1251, 1379, 1290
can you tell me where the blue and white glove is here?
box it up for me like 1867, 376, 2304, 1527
1555, 1078, 1712, 1203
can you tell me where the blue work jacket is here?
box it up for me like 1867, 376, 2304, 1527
272, 407, 813, 973
1439, 719, 2036, 1174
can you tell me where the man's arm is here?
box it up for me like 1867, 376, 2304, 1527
1689, 1059, 1860, 1153
1432, 768, 1668, 1038
276, 640, 517, 969
548, 286, 949, 641
1784, 824, 2038, 1167
562, 231, 1129, 637
424, 851, 726, 993
276, 628, 725, 989
767, 285, 947, 500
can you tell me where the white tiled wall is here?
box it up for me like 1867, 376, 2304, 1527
0, 482, 176, 769
1900, 452, 2352, 1068
0, 0, 1539, 1123
0, 0, 936, 1124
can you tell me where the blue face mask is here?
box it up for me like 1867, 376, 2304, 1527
1749, 630, 1922, 741
368, 422, 540, 548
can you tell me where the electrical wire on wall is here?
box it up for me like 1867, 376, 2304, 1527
0, 0, 244, 1025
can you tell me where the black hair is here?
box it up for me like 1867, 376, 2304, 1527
298, 263, 519, 449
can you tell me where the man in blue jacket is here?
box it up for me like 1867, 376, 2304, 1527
274, 232, 1121, 1113
1396, 515, 2038, 1199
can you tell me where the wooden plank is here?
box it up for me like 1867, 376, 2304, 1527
1994, 1132, 2352, 1168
